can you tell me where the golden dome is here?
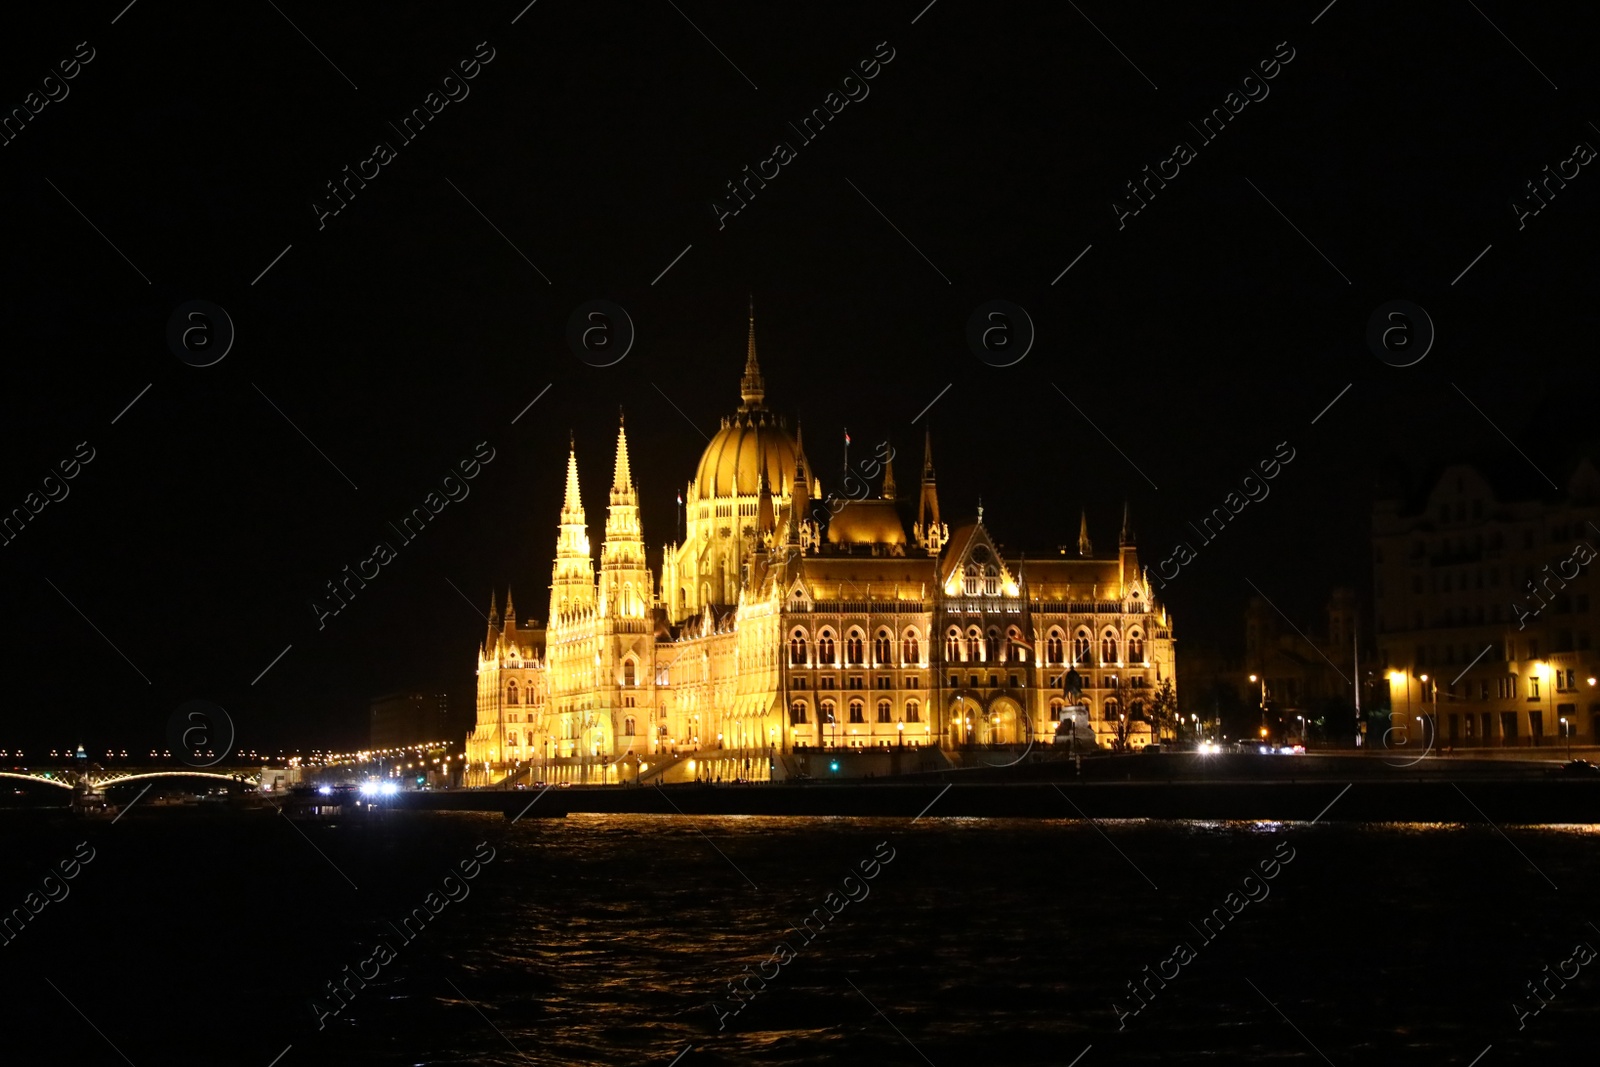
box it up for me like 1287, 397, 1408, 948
826, 498, 906, 545
692, 412, 797, 501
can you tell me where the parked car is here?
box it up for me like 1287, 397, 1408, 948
1557, 759, 1600, 777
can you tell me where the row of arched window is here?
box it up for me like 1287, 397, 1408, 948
790, 628, 923, 667
789, 698, 922, 725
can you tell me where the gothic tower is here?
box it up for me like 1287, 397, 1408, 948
550, 439, 596, 623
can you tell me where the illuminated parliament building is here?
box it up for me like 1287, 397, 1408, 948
464, 311, 1176, 784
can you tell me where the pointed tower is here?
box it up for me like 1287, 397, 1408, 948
881, 447, 897, 500
485, 590, 501, 649
1118, 500, 1140, 595
550, 437, 596, 624
788, 422, 811, 549
1077, 510, 1094, 557
504, 587, 517, 631
739, 294, 765, 411
914, 427, 946, 555
599, 414, 650, 619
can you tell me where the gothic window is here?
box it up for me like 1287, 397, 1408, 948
903, 630, 921, 664
1050, 697, 1065, 722
1127, 631, 1145, 663
846, 630, 865, 665
508, 731, 519, 747
821, 700, 837, 724
985, 629, 1001, 663
1046, 630, 1064, 665
1074, 630, 1092, 665
623, 716, 636, 736
965, 628, 982, 662
818, 631, 837, 664
874, 629, 893, 665
984, 564, 999, 596
946, 628, 961, 662
877, 700, 892, 723
906, 700, 921, 723
1105, 698, 1121, 721
790, 630, 809, 666
1101, 630, 1119, 664
507, 682, 519, 705
849, 699, 865, 724
790, 701, 808, 725
1008, 627, 1026, 662
623, 660, 636, 686
963, 562, 981, 596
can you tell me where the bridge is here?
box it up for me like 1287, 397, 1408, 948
0, 767, 262, 802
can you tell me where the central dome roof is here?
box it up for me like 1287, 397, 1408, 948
693, 412, 797, 501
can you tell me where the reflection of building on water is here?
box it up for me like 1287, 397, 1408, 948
465, 307, 1176, 786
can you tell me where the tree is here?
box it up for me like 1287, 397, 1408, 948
1148, 678, 1178, 743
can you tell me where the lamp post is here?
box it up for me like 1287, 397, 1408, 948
1561, 716, 1571, 761
1249, 673, 1268, 742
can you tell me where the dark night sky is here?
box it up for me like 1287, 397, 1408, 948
2, 1, 1596, 752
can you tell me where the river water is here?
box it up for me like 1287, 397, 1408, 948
1, 810, 1593, 1065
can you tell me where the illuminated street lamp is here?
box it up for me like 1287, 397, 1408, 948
1561, 716, 1571, 761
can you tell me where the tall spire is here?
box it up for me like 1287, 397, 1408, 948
882, 446, 896, 500
612, 413, 633, 494
1078, 510, 1094, 557
562, 434, 584, 523
921, 426, 935, 480
915, 426, 944, 555
1120, 499, 1135, 546
504, 586, 516, 627
739, 295, 766, 410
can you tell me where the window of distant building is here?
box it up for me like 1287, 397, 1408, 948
963, 563, 981, 596
1074, 631, 1092, 665
902, 630, 921, 664
849, 700, 865, 724
984, 565, 999, 596
821, 700, 836, 724
874, 629, 893, 665
1127, 631, 1145, 663
790, 701, 808, 725
906, 700, 920, 723
1101, 630, 1119, 664
877, 700, 892, 723
1046, 631, 1064, 665
946, 628, 961, 662
508, 731, 519, 747
623, 716, 635, 736
1009, 627, 1026, 662
966, 628, 982, 662
623, 660, 636, 686
985, 629, 1001, 663
846, 630, 865, 665
818, 631, 836, 664
790, 630, 809, 666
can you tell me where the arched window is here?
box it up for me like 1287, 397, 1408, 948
508, 731, 519, 747
903, 630, 921, 664
1105, 698, 1121, 721
1046, 630, 1064, 665
1129, 700, 1145, 722
623, 660, 636, 686
1008, 627, 1026, 662
818, 631, 836, 664
622, 582, 634, 616
1049, 697, 1065, 722
1127, 631, 1145, 663
1102, 630, 1119, 664
1074, 630, 1092, 665
623, 716, 636, 736
906, 700, 921, 723
846, 630, 865, 665
790, 630, 809, 666
966, 628, 983, 662
963, 563, 981, 596
790, 701, 808, 725
946, 628, 961, 662
874, 629, 893, 665
849, 699, 865, 724
985, 628, 1001, 663
877, 700, 892, 723
821, 700, 837, 724
506, 681, 519, 704
984, 564, 999, 596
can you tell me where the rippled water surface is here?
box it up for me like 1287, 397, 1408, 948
2, 811, 1595, 1064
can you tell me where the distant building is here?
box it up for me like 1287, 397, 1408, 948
1241, 588, 1369, 744
1372, 457, 1600, 748
369, 692, 449, 749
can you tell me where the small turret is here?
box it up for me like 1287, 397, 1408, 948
1078, 510, 1093, 557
